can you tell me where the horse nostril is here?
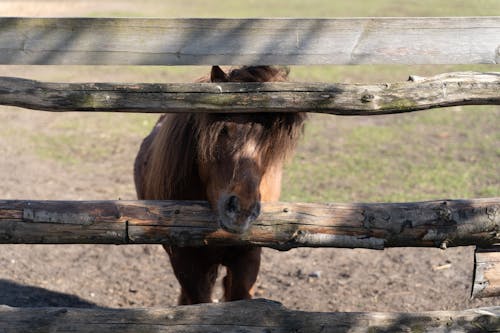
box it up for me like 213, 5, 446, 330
252, 202, 261, 217
225, 195, 240, 214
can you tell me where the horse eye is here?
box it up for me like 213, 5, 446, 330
220, 126, 229, 137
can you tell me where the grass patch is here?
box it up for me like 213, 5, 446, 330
29, 113, 156, 165
86, 0, 500, 17
290, 64, 499, 83
282, 106, 499, 203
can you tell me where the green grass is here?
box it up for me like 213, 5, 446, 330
290, 64, 500, 83
282, 106, 499, 203
28, 113, 156, 165
86, 0, 500, 17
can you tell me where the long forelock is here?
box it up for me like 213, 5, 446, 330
195, 113, 305, 169
143, 66, 305, 199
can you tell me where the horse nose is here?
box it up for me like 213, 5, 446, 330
219, 195, 261, 234
224, 195, 261, 220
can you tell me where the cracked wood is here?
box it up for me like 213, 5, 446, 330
0, 198, 498, 249
0, 17, 499, 65
0, 72, 499, 114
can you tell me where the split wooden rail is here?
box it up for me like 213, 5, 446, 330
0, 198, 498, 249
0, 16, 499, 332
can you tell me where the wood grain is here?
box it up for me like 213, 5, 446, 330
0, 72, 498, 114
0, 299, 498, 333
0, 17, 499, 65
0, 198, 498, 249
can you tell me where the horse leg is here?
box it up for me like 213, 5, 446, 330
223, 247, 262, 301
164, 245, 220, 305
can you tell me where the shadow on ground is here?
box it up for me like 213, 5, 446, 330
0, 279, 97, 307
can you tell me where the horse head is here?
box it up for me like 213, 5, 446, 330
197, 66, 301, 234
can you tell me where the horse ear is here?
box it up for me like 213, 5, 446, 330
210, 66, 228, 82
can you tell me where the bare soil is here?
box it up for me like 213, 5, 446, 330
0, 107, 498, 313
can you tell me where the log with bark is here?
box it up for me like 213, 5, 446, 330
0, 198, 498, 250
0, 72, 499, 114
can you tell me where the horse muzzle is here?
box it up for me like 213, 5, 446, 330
218, 195, 261, 234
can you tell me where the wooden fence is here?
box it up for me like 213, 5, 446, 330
0, 17, 499, 332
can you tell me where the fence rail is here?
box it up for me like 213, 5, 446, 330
1, 72, 499, 114
0, 299, 498, 333
1, 17, 499, 65
1, 198, 498, 249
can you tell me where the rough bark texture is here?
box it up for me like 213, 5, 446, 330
0, 198, 498, 249
474, 247, 500, 298
0, 17, 499, 65
0, 72, 498, 114
0, 299, 499, 333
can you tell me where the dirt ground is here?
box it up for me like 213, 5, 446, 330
0, 0, 499, 315
0, 96, 499, 314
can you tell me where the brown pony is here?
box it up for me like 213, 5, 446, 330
134, 66, 306, 305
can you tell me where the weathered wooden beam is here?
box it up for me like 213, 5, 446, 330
1, 17, 499, 65
473, 247, 500, 298
0, 72, 499, 114
0, 299, 498, 333
0, 198, 498, 249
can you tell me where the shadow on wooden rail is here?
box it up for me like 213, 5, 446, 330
1, 17, 499, 65
0, 299, 499, 332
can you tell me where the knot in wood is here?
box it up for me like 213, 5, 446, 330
485, 206, 498, 221
436, 202, 454, 225
360, 91, 375, 103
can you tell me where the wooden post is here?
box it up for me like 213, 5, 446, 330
473, 247, 500, 298
0, 198, 498, 249
0, 299, 498, 333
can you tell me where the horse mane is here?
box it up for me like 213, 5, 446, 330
141, 66, 306, 200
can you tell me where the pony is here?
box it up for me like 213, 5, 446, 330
134, 65, 306, 305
